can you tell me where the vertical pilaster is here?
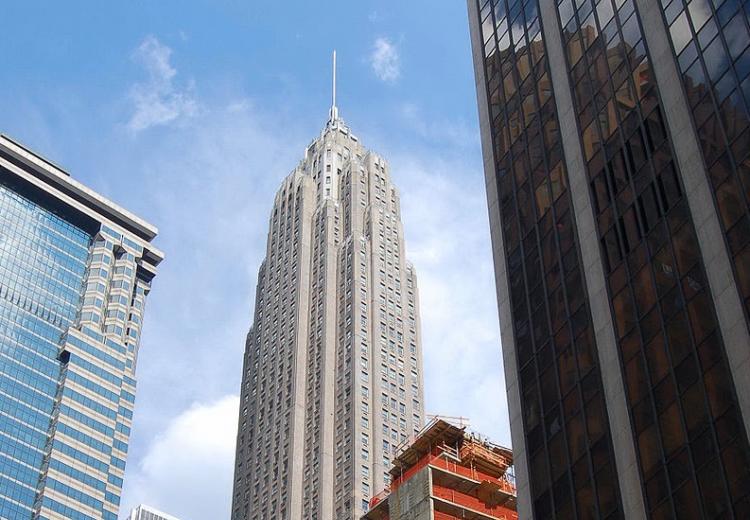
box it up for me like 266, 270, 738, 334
319, 200, 338, 520
466, 2, 531, 518
537, 3, 647, 518
634, 0, 750, 437
288, 174, 315, 519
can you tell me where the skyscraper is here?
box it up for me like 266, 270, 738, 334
0, 135, 162, 519
129, 504, 180, 520
468, 1, 750, 519
231, 58, 425, 520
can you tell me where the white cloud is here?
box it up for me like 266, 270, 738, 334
370, 37, 401, 83
127, 36, 198, 133
400, 102, 478, 150
106, 93, 306, 520
120, 395, 239, 520
112, 55, 510, 513
97, 32, 508, 517
106, 50, 307, 519
393, 152, 510, 445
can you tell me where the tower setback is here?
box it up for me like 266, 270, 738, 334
231, 95, 425, 520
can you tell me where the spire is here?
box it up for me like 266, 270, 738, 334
329, 50, 339, 123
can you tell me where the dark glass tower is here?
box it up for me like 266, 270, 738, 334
468, 0, 750, 518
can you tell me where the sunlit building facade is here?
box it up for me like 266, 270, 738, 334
129, 504, 180, 520
0, 135, 162, 519
230, 99, 425, 520
469, 0, 750, 518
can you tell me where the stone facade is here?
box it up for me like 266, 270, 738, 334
231, 111, 425, 520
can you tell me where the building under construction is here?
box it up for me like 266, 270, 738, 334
362, 419, 518, 520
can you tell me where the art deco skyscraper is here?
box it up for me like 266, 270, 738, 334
469, 1, 750, 519
0, 135, 162, 519
231, 58, 425, 520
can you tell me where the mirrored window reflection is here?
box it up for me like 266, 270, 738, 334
663, 0, 750, 325
556, 0, 750, 517
0, 179, 92, 518
478, 0, 624, 518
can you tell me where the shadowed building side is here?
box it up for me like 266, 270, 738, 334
468, 0, 750, 518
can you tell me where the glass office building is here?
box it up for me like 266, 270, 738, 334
468, 0, 750, 518
0, 135, 162, 519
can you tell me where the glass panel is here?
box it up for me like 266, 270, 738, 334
478, 2, 625, 516
670, 12, 693, 53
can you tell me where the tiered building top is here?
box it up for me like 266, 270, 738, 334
231, 59, 425, 520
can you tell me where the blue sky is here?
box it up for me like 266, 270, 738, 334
1, 2, 510, 518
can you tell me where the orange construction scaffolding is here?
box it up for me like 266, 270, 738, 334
364, 418, 518, 520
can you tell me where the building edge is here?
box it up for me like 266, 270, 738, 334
0, 134, 162, 248
536, 3, 648, 518
633, 0, 750, 438
466, 2, 533, 518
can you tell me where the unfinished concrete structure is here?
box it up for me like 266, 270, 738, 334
363, 419, 517, 520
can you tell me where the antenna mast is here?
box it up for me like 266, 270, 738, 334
329, 50, 339, 122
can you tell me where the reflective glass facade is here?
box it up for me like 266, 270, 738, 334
470, 0, 750, 518
661, 0, 750, 324
0, 182, 92, 518
553, 0, 750, 517
0, 136, 162, 520
472, 1, 625, 518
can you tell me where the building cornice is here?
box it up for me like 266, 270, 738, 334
0, 134, 159, 243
